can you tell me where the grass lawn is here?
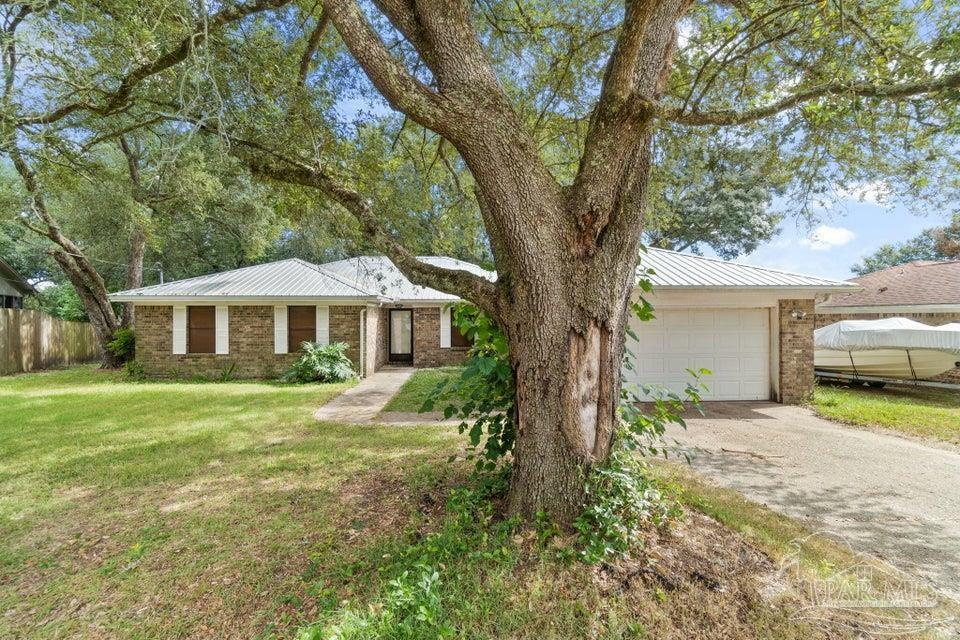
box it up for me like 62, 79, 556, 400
380, 366, 464, 413
2, 366, 948, 638
812, 383, 960, 444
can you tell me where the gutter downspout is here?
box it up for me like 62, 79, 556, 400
359, 308, 366, 378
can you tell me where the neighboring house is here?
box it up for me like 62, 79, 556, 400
817, 260, 960, 382
110, 250, 855, 403
0, 257, 33, 309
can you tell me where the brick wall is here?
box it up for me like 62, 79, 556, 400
329, 306, 362, 373
779, 299, 815, 404
411, 307, 469, 368
135, 304, 364, 379
372, 307, 389, 371
816, 310, 960, 383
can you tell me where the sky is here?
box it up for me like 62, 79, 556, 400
728, 190, 955, 282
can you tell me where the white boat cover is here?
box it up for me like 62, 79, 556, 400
814, 318, 960, 354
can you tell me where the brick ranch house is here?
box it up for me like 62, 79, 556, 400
816, 259, 960, 383
110, 250, 856, 403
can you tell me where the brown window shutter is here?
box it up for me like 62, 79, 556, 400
451, 324, 471, 348
287, 306, 317, 353
188, 306, 216, 354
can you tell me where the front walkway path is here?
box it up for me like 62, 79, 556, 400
314, 367, 416, 423
667, 402, 960, 599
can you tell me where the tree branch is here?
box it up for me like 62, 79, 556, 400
15, 0, 293, 126
321, 0, 452, 132
297, 11, 329, 86
188, 121, 500, 313
664, 69, 960, 126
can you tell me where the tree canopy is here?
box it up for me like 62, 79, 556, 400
852, 213, 960, 275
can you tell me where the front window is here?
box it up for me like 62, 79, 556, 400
287, 306, 316, 353
187, 306, 215, 354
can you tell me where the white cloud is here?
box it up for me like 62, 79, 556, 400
799, 224, 856, 251
836, 180, 890, 206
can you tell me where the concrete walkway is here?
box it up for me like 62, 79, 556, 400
314, 367, 415, 423
667, 402, 960, 599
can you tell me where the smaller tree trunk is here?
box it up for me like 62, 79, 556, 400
121, 226, 147, 327
50, 249, 121, 367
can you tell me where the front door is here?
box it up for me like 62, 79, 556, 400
389, 309, 413, 363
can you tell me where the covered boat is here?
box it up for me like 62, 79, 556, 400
814, 318, 960, 380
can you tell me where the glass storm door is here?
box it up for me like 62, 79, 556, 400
389, 309, 413, 362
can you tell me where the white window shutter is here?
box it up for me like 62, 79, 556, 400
215, 306, 229, 354
315, 305, 329, 345
172, 306, 187, 354
274, 305, 288, 354
440, 307, 451, 348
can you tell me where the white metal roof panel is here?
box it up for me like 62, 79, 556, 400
318, 256, 496, 302
640, 248, 857, 291
110, 258, 379, 301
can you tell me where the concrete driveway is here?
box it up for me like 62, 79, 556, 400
666, 403, 960, 599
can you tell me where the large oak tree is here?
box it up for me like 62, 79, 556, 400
3, 0, 960, 522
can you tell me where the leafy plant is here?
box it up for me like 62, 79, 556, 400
106, 327, 136, 362
574, 427, 682, 564
283, 342, 356, 383
423, 305, 515, 472
123, 359, 145, 381
218, 362, 238, 382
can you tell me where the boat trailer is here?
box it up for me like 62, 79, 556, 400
815, 369, 960, 392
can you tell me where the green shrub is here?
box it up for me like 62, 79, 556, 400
283, 342, 357, 383
574, 428, 681, 564
107, 327, 136, 362
422, 305, 515, 473
123, 359, 145, 381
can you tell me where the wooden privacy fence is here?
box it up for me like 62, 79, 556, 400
0, 308, 100, 375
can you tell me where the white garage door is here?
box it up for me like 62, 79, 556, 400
624, 308, 770, 401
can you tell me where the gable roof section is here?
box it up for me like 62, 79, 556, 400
109, 258, 381, 302
0, 257, 33, 295
641, 248, 856, 291
109, 251, 852, 304
818, 260, 960, 310
318, 256, 496, 303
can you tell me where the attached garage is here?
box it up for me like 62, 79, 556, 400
624, 249, 858, 403
627, 307, 770, 400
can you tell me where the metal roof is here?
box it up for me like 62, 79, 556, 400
640, 248, 857, 291
109, 250, 852, 303
109, 258, 381, 301
0, 257, 34, 295
318, 256, 496, 302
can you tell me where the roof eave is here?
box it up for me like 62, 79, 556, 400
108, 294, 389, 304
816, 302, 960, 314
643, 284, 860, 293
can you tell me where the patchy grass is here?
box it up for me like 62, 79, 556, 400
812, 383, 960, 444
381, 366, 464, 413
0, 366, 459, 639
3, 366, 948, 638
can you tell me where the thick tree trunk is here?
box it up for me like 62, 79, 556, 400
501, 233, 638, 524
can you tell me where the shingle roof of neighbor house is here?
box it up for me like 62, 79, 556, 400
109, 258, 381, 301
318, 256, 495, 302
109, 249, 854, 302
818, 260, 960, 310
641, 248, 856, 290
0, 257, 33, 295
